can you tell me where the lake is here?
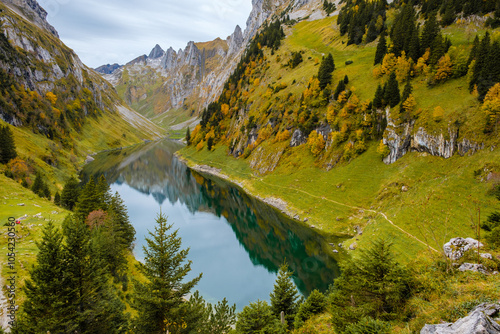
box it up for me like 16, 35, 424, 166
81, 139, 341, 309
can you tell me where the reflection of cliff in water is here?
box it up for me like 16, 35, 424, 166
82, 139, 341, 295
81, 140, 205, 212
191, 172, 341, 295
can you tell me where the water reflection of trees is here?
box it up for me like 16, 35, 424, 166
81, 140, 341, 295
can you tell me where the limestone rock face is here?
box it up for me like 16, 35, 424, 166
412, 127, 457, 158
148, 44, 165, 59
290, 129, 306, 147
443, 237, 484, 261
382, 109, 483, 164
420, 302, 500, 334
2, 0, 58, 37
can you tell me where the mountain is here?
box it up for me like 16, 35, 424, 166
95, 0, 326, 134
94, 63, 123, 75
0, 0, 162, 187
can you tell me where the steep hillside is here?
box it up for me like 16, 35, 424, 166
95, 0, 327, 136
181, 0, 500, 259
0, 0, 163, 190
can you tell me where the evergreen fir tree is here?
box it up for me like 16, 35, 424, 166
132, 212, 202, 334
54, 192, 61, 206
421, 13, 440, 52
334, 80, 346, 101
384, 72, 401, 108
294, 290, 326, 329
109, 192, 136, 250
74, 177, 101, 222
236, 300, 284, 333
13, 222, 68, 333
441, 0, 456, 26
62, 216, 129, 333
401, 81, 413, 104
186, 126, 191, 145
467, 35, 480, 67
318, 53, 335, 90
0, 125, 17, 164
60, 176, 80, 211
408, 26, 421, 61
344, 75, 349, 84
42, 182, 51, 200
330, 239, 413, 332
96, 175, 111, 211
373, 84, 385, 109
31, 171, 44, 197
270, 263, 299, 328
374, 31, 387, 65
470, 32, 490, 92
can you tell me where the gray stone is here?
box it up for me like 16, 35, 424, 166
333, 249, 339, 253
458, 263, 489, 275
85, 155, 95, 164
420, 302, 500, 334
290, 129, 306, 147
349, 243, 357, 250
443, 237, 484, 261
481, 253, 493, 260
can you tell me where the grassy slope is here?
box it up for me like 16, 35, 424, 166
180, 14, 500, 261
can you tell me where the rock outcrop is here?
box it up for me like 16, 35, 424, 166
97, 0, 321, 125
421, 302, 500, 334
95, 63, 122, 75
443, 237, 484, 261
382, 109, 483, 164
2, 0, 58, 37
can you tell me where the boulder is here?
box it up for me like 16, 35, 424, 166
443, 237, 484, 261
420, 302, 500, 334
458, 263, 489, 275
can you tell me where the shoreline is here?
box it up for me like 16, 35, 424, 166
175, 153, 321, 230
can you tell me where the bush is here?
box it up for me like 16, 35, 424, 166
344, 317, 392, 334
345, 60, 353, 65
236, 300, 285, 334
294, 290, 326, 329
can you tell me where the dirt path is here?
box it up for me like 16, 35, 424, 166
183, 154, 440, 254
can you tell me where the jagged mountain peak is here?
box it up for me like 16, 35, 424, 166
1, 0, 58, 37
148, 44, 165, 59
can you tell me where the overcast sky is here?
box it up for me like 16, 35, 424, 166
37, 0, 253, 68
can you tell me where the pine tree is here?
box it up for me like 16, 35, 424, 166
96, 175, 111, 210
186, 126, 191, 145
0, 125, 17, 164
334, 80, 346, 101
318, 53, 335, 90
60, 176, 80, 211
330, 239, 412, 332
384, 72, 401, 108
270, 263, 299, 328
14, 222, 68, 333
373, 84, 385, 109
132, 212, 202, 334
31, 171, 44, 197
74, 177, 101, 222
109, 192, 135, 250
62, 216, 129, 333
54, 192, 61, 206
344, 75, 349, 84
294, 290, 326, 329
401, 81, 413, 104
236, 300, 284, 334
421, 13, 440, 52
374, 31, 387, 65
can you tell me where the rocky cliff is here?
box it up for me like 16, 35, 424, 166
0, 0, 161, 135
96, 0, 325, 128
382, 109, 485, 164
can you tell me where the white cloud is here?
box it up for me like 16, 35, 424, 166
37, 0, 252, 68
